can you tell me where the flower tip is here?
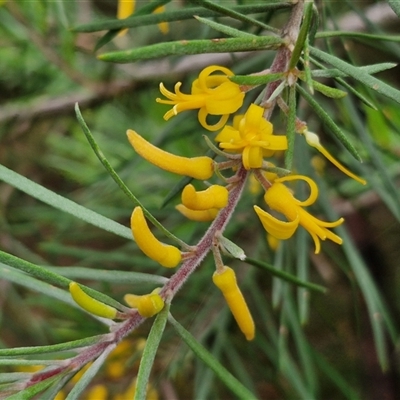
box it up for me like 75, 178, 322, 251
245, 330, 255, 341
131, 206, 181, 268
69, 282, 117, 319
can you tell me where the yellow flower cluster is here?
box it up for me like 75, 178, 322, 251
122, 65, 367, 340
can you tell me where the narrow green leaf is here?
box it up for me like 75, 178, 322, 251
310, 46, 400, 104
309, 58, 380, 109
311, 351, 361, 400
245, 257, 326, 294
0, 164, 132, 240
229, 72, 285, 86
73, 4, 289, 33
0, 360, 61, 367
296, 84, 362, 161
98, 36, 285, 63
194, 16, 256, 38
295, 228, 310, 325
388, 1, 400, 18
135, 304, 169, 400
315, 31, 400, 41
0, 254, 124, 312
316, 177, 397, 370
66, 347, 114, 400
168, 315, 256, 400
0, 373, 31, 385
0, 253, 70, 288
6, 375, 61, 400
0, 336, 106, 357
311, 63, 397, 78
189, 0, 279, 32
283, 289, 317, 394
288, 1, 314, 69
75, 104, 185, 247
303, 35, 314, 94
333, 79, 376, 110
218, 235, 246, 260
311, 81, 347, 98
46, 267, 168, 285
94, 0, 171, 50
285, 85, 297, 170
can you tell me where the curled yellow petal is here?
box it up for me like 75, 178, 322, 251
131, 206, 181, 268
181, 184, 229, 211
154, 6, 169, 34
127, 130, 214, 180
304, 130, 366, 185
254, 205, 299, 239
124, 289, 164, 318
275, 174, 318, 207
69, 282, 117, 319
212, 266, 255, 341
175, 204, 219, 221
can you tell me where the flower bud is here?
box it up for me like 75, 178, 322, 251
212, 266, 255, 341
127, 130, 214, 180
69, 282, 117, 319
175, 204, 219, 222
181, 184, 229, 210
124, 289, 165, 318
131, 206, 181, 268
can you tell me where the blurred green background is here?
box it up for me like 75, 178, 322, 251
1, 1, 400, 399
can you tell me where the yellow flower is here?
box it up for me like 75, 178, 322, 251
117, 1, 168, 36
215, 103, 288, 169
153, 6, 169, 34
84, 384, 108, 400
131, 206, 182, 268
156, 65, 245, 131
181, 184, 229, 210
254, 175, 344, 254
124, 288, 164, 318
175, 204, 219, 222
127, 130, 214, 180
213, 266, 255, 341
117, 0, 135, 20
302, 129, 366, 185
117, 0, 135, 36
69, 282, 117, 319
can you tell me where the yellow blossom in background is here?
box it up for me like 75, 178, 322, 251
215, 103, 288, 169
117, 0, 135, 20
84, 384, 108, 400
105, 340, 133, 380
267, 233, 280, 251
54, 391, 66, 400
114, 377, 159, 400
254, 175, 344, 254
117, 0, 168, 36
311, 155, 326, 175
117, 0, 135, 36
156, 65, 245, 131
153, 6, 169, 34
